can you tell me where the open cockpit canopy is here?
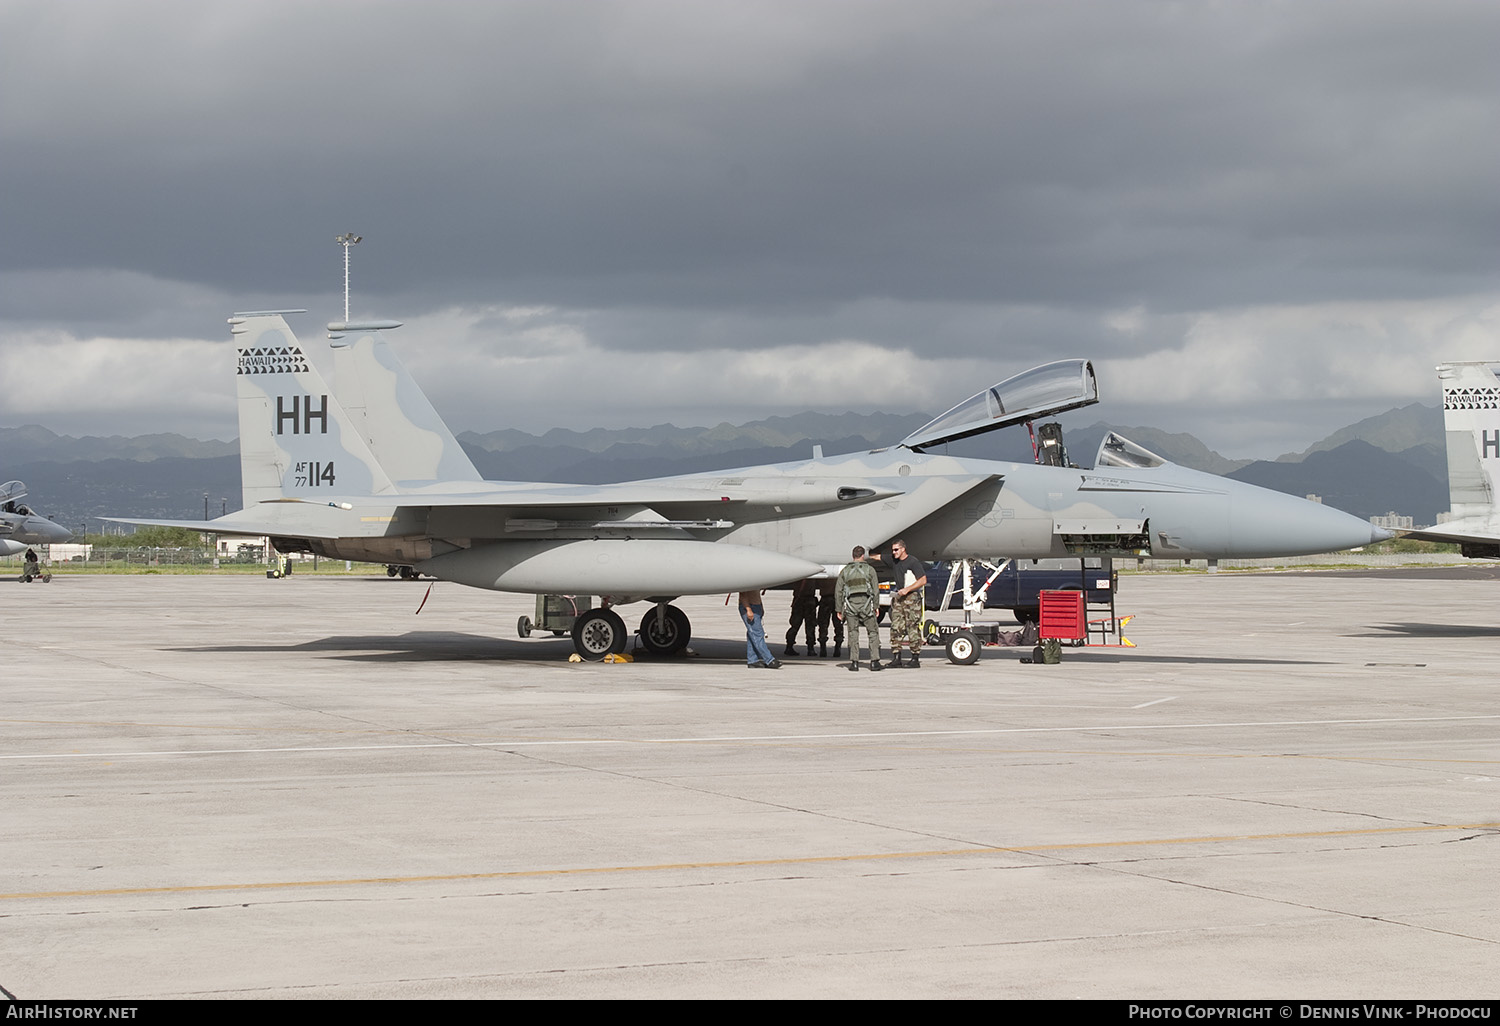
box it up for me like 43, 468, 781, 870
1094, 431, 1167, 469
901, 359, 1098, 452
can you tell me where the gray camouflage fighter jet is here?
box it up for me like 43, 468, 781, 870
110, 311, 1388, 659
1401, 361, 1500, 556
1, 481, 72, 557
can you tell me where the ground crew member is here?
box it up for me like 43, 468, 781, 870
836, 546, 883, 671
816, 579, 844, 659
740, 589, 782, 669
784, 578, 818, 656
882, 538, 927, 668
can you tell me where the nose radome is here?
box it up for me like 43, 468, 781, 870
1232, 486, 1389, 557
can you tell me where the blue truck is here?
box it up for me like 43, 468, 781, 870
923, 558, 1115, 624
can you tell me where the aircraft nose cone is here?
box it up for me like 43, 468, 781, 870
31, 517, 72, 543
1230, 486, 1391, 557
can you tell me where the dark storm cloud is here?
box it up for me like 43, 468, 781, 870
1, 1, 1496, 451
4, 0, 1495, 318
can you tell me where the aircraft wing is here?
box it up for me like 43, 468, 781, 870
104, 475, 915, 541
1400, 522, 1500, 546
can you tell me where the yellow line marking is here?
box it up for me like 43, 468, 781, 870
8, 822, 1497, 901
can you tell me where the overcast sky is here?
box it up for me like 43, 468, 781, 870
2, 0, 1496, 457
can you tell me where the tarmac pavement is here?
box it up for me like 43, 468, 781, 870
1, 571, 1496, 998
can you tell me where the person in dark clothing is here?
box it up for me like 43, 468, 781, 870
784, 577, 818, 656
816, 579, 844, 658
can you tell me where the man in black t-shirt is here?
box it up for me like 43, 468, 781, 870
877, 539, 927, 668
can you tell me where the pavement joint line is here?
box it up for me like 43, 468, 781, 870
6, 821, 1497, 902
5, 713, 1500, 761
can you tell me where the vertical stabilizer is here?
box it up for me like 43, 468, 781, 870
328, 323, 482, 485
232, 312, 396, 507
1438, 361, 1500, 522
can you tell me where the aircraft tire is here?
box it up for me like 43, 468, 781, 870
572, 608, 628, 661
638, 605, 691, 656
946, 630, 980, 665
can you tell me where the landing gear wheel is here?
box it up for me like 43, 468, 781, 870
400, 566, 416, 580
517, 616, 533, 638
572, 608, 628, 661
946, 630, 980, 665
638, 605, 692, 656
386, 565, 399, 578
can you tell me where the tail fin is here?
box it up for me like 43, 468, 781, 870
1438, 361, 1500, 523
327, 321, 482, 486
232, 311, 395, 507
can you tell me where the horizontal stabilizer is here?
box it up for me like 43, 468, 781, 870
102, 502, 355, 540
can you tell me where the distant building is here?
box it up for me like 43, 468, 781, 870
1306, 494, 1322, 504
1370, 511, 1414, 530
215, 536, 269, 562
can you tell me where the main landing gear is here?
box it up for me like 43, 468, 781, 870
636, 604, 691, 657
571, 607, 629, 660
568, 602, 692, 661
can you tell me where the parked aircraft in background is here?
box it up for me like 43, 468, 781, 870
0, 481, 72, 557
1402, 361, 1500, 557
110, 312, 1388, 659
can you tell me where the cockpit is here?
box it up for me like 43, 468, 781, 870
901, 359, 1099, 453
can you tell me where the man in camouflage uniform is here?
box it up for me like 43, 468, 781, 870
835, 546, 882, 671
882, 538, 927, 668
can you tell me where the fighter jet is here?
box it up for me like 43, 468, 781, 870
1400, 361, 1500, 557
0, 481, 73, 557
110, 311, 1387, 659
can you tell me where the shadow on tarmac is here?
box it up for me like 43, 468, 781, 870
168, 633, 1331, 667
1354, 622, 1500, 639
168, 631, 778, 665
1328, 564, 1500, 581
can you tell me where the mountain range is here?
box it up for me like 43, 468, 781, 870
1, 403, 1451, 530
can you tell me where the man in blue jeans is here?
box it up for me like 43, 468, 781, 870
739, 589, 783, 669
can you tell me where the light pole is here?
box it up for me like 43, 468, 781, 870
335, 233, 363, 322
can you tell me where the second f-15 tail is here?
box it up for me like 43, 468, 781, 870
1405, 361, 1500, 556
